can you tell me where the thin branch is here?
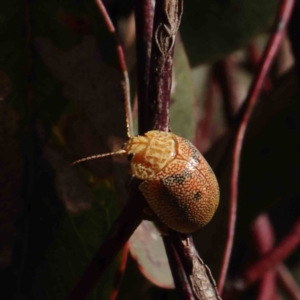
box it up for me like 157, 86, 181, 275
95, 0, 133, 137
257, 272, 277, 300
139, 2, 204, 298
135, 2, 220, 299
218, 0, 295, 294
251, 214, 277, 300
148, 0, 183, 131
232, 219, 300, 291
169, 231, 221, 300
163, 235, 196, 300
251, 214, 275, 254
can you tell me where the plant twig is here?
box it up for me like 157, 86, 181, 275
146, 3, 221, 299
218, 0, 295, 294
163, 235, 196, 300
232, 219, 300, 292
140, 2, 221, 298
169, 231, 221, 300
251, 214, 277, 300
148, 0, 183, 131
135, 2, 215, 299
95, 0, 133, 137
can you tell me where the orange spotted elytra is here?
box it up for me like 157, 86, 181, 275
72, 80, 219, 234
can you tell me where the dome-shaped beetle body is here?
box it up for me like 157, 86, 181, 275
123, 130, 219, 233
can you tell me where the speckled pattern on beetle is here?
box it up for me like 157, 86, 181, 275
123, 130, 220, 233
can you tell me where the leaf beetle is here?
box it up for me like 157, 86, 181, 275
72, 127, 219, 233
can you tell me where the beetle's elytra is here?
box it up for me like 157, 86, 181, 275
123, 130, 219, 233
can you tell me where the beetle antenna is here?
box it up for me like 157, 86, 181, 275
71, 149, 126, 166
122, 72, 134, 138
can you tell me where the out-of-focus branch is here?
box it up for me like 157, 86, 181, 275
232, 219, 300, 291
218, 0, 295, 294
251, 214, 277, 300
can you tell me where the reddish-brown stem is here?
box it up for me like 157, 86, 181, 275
169, 232, 221, 300
67, 188, 145, 299
94, 0, 133, 136
148, 0, 183, 131
233, 219, 300, 290
251, 215, 277, 300
134, 0, 155, 134
251, 215, 275, 254
218, 0, 295, 294
224, 218, 300, 299
257, 272, 277, 300
163, 235, 196, 300
94, 0, 126, 70
138, 2, 208, 297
